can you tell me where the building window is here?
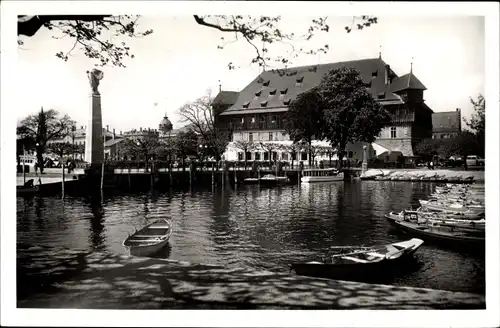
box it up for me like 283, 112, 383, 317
269, 132, 273, 141
249, 132, 253, 142
255, 90, 262, 97
264, 152, 269, 161
283, 98, 291, 106
229, 134, 234, 142
282, 153, 288, 161
372, 70, 378, 77
263, 80, 270, 86
260, 100, 268, 107
272, 152, 278, 161
242, 101, 250, 108
269, 88, 277, 95
280, 88, 288, 95
245, 151, 252, 160
282, 132, 286, 139
348, 151, 353, 158
301, 152, 307, 161
241, 117, 245, 124
255, 152, 261, 160
390, 127, 397, 138
251, 117, 256, 123
238, 152, 243, 161
295, 76, 304, 87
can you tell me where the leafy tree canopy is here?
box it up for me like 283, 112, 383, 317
18, 15, 377, 69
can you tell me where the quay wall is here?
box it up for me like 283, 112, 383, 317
17, 243, 485, 309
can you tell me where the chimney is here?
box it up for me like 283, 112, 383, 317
140, 127, 142, 132
80, 125, 83, 129
385, 64, 390, 85
120, 130, 122, 135
106, 125, 109, 131
113, 128, 115, 140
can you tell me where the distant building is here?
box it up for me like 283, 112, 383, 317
213, 57, 434, 164
122, 127, 159, 141
432, 109, 462, 139
47, 125, 123, 160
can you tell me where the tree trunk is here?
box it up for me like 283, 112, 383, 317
36, 147, 44, 174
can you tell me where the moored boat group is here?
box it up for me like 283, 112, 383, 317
385, 183, 485, 249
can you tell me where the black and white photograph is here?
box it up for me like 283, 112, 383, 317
1, 1, 499, 327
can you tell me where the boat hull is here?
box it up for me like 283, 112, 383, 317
124, 238, 170, 257
301, 174, 344, 183
385, 215, 485, 250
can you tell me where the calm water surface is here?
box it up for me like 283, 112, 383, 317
16, 181, 485, 294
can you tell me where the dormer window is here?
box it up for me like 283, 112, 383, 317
255, 90, 262, 97
260, 100, 268, 107
263, 80, 270, 86
280, 88, 288, 95
286, 70, 298, 76
283, 99, 291, 106
269, 88, 277, 95
363, 81, 372, 88
295, 76, 304, 86
372, 70, 378, 77
377, 92, 385, 99
242, 101, 250, 108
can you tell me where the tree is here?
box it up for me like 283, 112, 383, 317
173, 130, 199, 170
17, 108, 75, 174
177, 91, 230, 162
232, 140, 255, 169
284, 87, 326, 166
258, 142, 281, 165
18, 15, 377, 69
317, 67, 391, 169
121, 137, 161, 172
414, 138, 441, 162
464, 94, 485, 156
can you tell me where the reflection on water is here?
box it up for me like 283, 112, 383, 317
16, 181, 485, 293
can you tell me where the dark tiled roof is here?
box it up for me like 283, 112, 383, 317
432, 111, 461, 133
390, 72, 427, 93
104, 138, 125, 147
223, 58, 409, 114
212, 91, 240, 106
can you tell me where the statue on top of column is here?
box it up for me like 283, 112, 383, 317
86, 68, 104, 94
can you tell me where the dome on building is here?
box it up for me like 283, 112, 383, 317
159, 115, 173, 135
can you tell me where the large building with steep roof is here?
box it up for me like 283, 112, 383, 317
214, 57, 434, 164
432, 109, 462, 139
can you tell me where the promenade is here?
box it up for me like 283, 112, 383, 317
17, 244, 485, 309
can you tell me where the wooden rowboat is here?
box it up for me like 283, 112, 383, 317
123, 219, 172, 257
290, 238, 424, 281
385, 213, 485, 247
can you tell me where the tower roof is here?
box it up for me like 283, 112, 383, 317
389, 72, 427, 94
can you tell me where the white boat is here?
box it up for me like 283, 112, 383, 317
301, 168, 344, 183
123, 219, 172, 257
259, 174, 289, 184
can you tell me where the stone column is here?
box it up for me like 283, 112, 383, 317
85, 93, 104, 169
84, 69, 105, 185
362, 145, 368, 175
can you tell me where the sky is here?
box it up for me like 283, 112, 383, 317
15, 15, 485, 133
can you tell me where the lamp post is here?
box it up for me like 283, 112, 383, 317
362, 145, 368, 175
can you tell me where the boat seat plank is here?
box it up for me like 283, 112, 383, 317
365, 252, 386, 258
341, 256, 371, 263
131, 235, 163, 238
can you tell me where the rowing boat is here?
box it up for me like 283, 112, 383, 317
290, 238, 424, 281
123, 219, 172, 257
